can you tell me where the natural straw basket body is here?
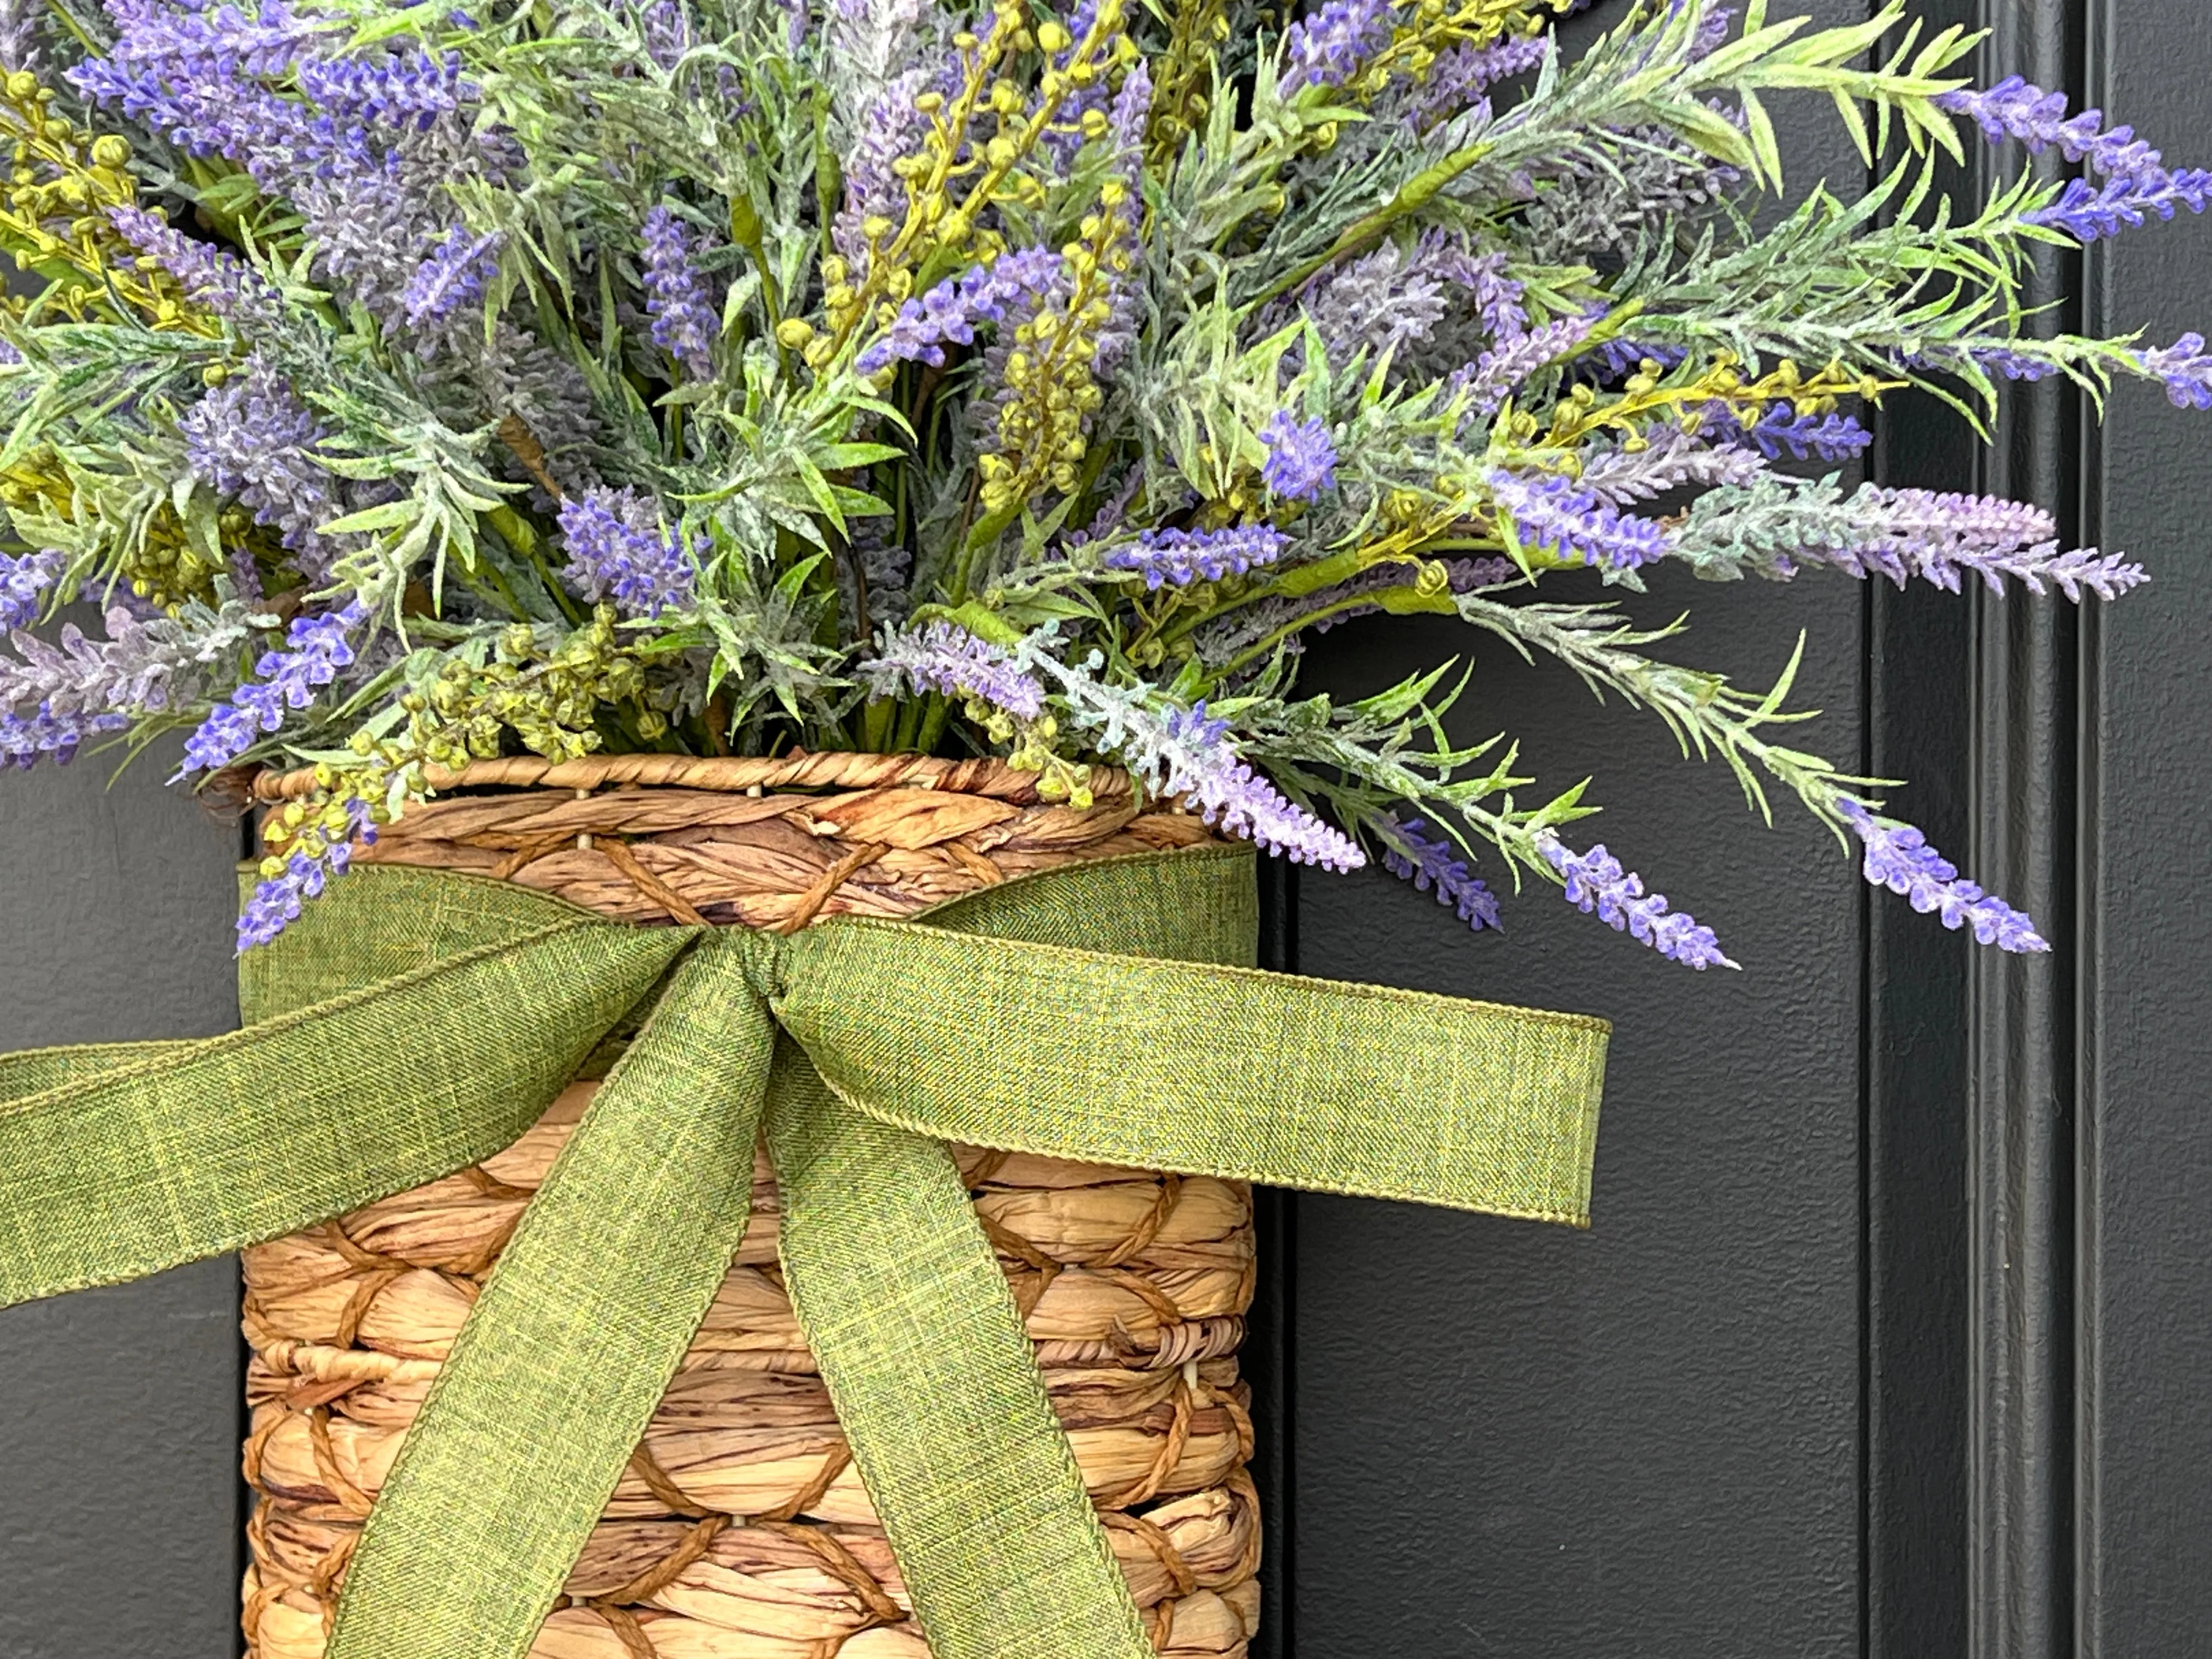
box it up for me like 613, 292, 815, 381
239, 753, 1262, 1659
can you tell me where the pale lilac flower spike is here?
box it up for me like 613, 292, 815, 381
1454, 314, 1598, 414
862, 622, 1047, 719
107, 203, 288, 334
1489, 470, 1672, 570
1152, 701, 1366, 871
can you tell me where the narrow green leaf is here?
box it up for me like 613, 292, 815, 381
315, 501, 420, 537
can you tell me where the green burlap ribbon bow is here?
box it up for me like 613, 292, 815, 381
0, 843, 1606, 1659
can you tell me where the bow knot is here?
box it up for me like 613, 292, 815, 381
697, 922, 791, 1007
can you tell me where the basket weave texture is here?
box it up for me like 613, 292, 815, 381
240, 754, 1262, 1659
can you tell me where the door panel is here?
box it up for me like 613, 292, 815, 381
2084, 3, 2212, 1650
1286, 568, 1867, 1656
0, 742, 244, 1657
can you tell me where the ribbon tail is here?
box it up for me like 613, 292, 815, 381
326, 935, 778, 1659
767, 1042, 1156, 1659
0, 918, 685, 1309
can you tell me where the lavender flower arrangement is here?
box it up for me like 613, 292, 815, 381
0, 0, 2199, 962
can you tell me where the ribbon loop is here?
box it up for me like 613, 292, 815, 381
778, 913, 1605, 1226
0, 914, 687, 1308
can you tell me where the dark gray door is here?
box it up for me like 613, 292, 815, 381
1255, 1, 2212, 1654
3, 1, 2208, 1656
0, 757, 242, 1655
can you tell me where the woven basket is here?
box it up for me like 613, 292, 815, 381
238, 753, 1262, 1659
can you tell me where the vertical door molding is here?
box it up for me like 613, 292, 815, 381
1960, 2, 2097, 1657
1248, 860, 1296, 1659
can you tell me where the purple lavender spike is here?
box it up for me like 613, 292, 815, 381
642, 1, 694, 68
641, 205, 720, 380
1059, 466, 1146, 551
1536, 833, 1737, 969
1105, 524, 1290, 589
1970, 346, 2063, 381
0, 703, 128, 770
557, 487, 701, 619
1690, 3, 1736, 57
2136, 331, 2212, 409
94, 0, 331, 79
236, 795, 380, 950
1380, 816, 1502, 930
1458, 250, 1529, 340
182, 601, 366, 774
257, 606, 362, 707
1746, 404, 1873, 461
2027, 170, 2212, 242
833, 69, 928, 281
1869, 488, 2055, 554
76, 13, 499, 330
1289, 235, 1458, 368
1839, 801, 2049, 952
0, 550, 63, 630
1408, 35, 1547, 125
1277, 0, 1394, 94
1259, 411, 1339, 501
1442, 556, 1521, 590
1090, 60, 1150, 383
296, 49, 474, 132
1489, 471, 1673, 569
1710, 480, 2148, 600
1588, 338, 1689, 379
1935, 77, 2165, 183
402, 226, 502, 328
855, 246, 1064, 375
1894, 343, 2064, 383
180, 371, 345, 574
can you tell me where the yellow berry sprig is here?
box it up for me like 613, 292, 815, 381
975, 176, 1135, 514
820, 0, 1138, 363
0, 70, 209, 331
1347, 0, 1566, 104
1528, 354, 1900, 449
1147, 0, 1232, 166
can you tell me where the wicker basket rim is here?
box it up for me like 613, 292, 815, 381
252, 749, 1136, 805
